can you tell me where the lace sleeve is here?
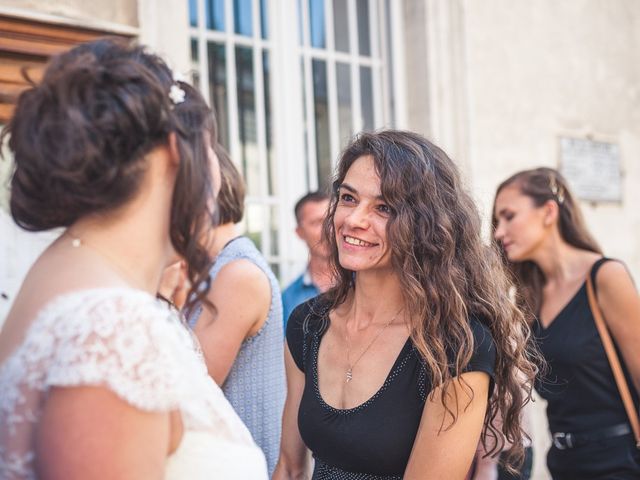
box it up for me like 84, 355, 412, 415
42, 289, 189, 412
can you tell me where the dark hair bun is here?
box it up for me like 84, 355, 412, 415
4, 38, 176, 231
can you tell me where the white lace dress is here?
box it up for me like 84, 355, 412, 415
0, 288, 268, 479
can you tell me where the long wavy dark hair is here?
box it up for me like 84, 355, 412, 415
322, 130, 539, 468
492, 167, 602, 321
2, 38, 217, 313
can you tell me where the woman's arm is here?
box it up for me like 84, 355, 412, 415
194, 259, 271, 385
595, 260, 640, 394
404, 371, 491, 480
36, 386, 178, 479
273, 344, 310, 480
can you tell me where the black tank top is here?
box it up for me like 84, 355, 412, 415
532, 257, 639, 434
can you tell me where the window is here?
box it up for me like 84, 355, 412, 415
299, 0, 395, 191
188, 0, 400, 282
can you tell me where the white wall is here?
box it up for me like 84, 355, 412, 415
463, 0, 640, 281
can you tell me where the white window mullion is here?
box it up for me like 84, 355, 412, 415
389, 0, 407, 129
301, 0, 319, 190
348, 0, 362, 134
369, 0, 383, 128
378, 0, 392, 126
197, 0, 210, 105
252, 0, 271, 257
225, 0, 241, 170
325, 0, 340, 169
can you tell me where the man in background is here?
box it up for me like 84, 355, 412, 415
282, 191, 333, 327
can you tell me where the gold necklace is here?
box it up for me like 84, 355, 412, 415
344, 308, 403, 383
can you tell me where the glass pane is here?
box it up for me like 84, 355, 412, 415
312, 59, 331, 189
206, 0, 225, 31
301, 59, 310, 191
263, 51, 276, 195
332, 0, 349, 52
207, 42, 229, 147
337, 63, 352, 147
192, 70, 201, 90
190, 38, 199, 63
270, 205, 279, 256
356, 0, 371, 56
246, 204, 263, 251
297, 0, 304, 45
236, 46, 259, 196
385, 0, 395, 126
309, 0, 326, 49
189, 0, 198, 27
360, 66, 374, 131
269, 262, 281, 282
234, 0, 253, 36
260, 0, 269, 39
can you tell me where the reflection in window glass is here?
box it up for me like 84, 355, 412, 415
309, 0, 326, 49
384, 0, 395, 126
301, 59, 310, 191
206, 0, 225, 31
332, 0, 349, 52
312, 59, 331, 190
189, 0, 198, 27
246, 204, 263, 251
297, 0, 304, 45
270, 206, 279, 256
234, 0, 253, 36
192, 71, 201, 90
336, 63, 352, 146
191, 38, 199, 63
236, 46, 259, 196
360, 66, 374, 131
269, 263, 280, 280
260, 0, 269, 39
207, 42, 229, 147
356, 0, 371, 56
263, 51, 276, 196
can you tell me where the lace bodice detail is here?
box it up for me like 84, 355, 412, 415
0, 288, 266, 479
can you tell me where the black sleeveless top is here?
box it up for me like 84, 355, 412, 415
286, 297, 496, 479
532, 257, 640, 434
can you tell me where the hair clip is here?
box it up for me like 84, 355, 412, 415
169, 84, 185, 105
168, 70, 186, 105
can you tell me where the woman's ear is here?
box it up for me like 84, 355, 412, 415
167, 132, 180, 167
543, 199, 559, 227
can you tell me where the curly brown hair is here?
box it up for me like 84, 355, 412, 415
321, 130, 539, 468
2, 37, 217, 313
491, 167, 602, 321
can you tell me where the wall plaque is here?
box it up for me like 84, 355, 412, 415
559, 136, 622, 203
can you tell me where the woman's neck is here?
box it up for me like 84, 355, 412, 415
345, 270, 406, 329
67, 204, 173, 295
64, 146, 178, 295
209, 223, 239, 256
532, 237, 598, 284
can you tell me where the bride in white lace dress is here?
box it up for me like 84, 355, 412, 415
0, 39, 267, 479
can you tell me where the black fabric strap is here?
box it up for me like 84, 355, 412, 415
589, 257, 613, 296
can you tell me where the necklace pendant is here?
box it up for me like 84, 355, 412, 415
346, 368, 353, 383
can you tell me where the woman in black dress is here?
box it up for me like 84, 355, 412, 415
274, 130, 537, 479
493, 167, 640, 479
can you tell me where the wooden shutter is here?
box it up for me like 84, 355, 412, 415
0, 14, 133, 122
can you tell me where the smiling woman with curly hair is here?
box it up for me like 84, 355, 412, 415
274, 130, 538, 480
